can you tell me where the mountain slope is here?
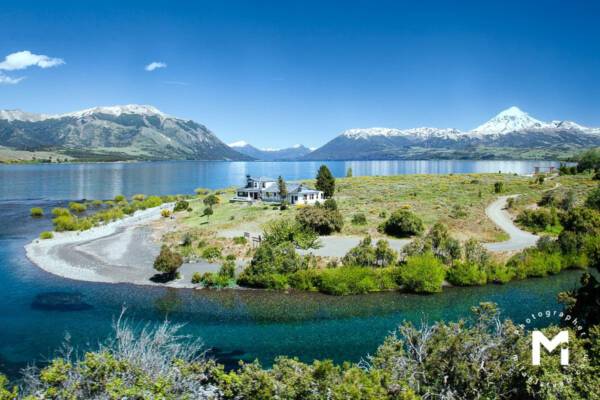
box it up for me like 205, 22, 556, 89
304, 107, 600, 160
0, 105, 252, 161
229, 141, 312, 160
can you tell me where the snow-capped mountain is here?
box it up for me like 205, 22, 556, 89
229, 141, 312, 160
62, 104, 170, 119
471, 106, 549, 136
304, 107, 600, 160
0, 105, 251, 161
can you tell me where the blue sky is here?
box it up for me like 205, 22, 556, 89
1, 0, 599, 149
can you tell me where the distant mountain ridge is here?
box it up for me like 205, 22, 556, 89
0, 105, 251, 161
304, 107, 600, 160
229, 141, 312, 161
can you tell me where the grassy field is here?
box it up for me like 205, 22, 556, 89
160, 172, 597, 261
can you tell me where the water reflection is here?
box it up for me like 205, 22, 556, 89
0, 159, 562, 201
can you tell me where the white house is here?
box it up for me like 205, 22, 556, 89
232, 175, 325, 205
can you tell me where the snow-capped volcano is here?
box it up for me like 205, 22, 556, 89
471, 106, 549, 135
304, 106, 600, 161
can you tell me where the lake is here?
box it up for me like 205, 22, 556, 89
0, 159, 579, 377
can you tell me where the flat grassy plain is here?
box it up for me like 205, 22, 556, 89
161, 173, 597, 260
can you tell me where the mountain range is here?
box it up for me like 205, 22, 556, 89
303, 107, 600, 160
1, 105, 599, 162
0, 105, 251, 161
228, 141, 312, 161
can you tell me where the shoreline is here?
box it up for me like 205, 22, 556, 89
24, 192, 540, 290
24, 203, 201, 289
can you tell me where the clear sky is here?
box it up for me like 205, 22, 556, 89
1, 0, 599, 149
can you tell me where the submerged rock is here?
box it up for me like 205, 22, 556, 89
31, 292, 93, 311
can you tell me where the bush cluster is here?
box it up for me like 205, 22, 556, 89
379, 209, 424, 237
295, 201, 343, 235
8, 304, 596, 399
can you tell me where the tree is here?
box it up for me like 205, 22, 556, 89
203, 206, 213, 222
585, 185, 600, 211
346, 167, 353, 177
493, 181, 504, 193
315, 165, 335, 198
203, 194, 219, 208
153, 245, 183, 280
277, 176, 287, 200
576, 147, 600, 173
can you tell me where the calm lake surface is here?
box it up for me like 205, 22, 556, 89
0, 159, 580, 376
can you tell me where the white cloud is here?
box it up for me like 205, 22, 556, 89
0, 73, 24, 85
0, 50, 65, 71
145, 61, 167, 71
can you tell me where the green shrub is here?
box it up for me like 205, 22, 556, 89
494, 181, 504, 193
233, 236, 247, 245
132, 194, 146, 201
508, 249, 564, 278
197, 272, 230, 288
68, 202, 87, 213
287, 269, 319, 291
310, 266, 398, 295
52, 215, 79, 231
173, 200, 190, 212
202, 246, 222, 261
219, 259, 236, 279
153, 245, 183, 279
30, 207, 44, 217
486, 263, 515, 284
114, 194, 126, 202
191, 272, 202, 284
51, 207, 71, 217
380, 209, 424, 238
399, 253, 446, 293
515, 208, 560, 232
263, 218, 320, 249
195, 187, 210, 195
295, 204, 343, 235
237, 272, 289, 290
351, 213, 367, 225
39, 231, 54, 239
585, 185, 600, 211
342, 236, 397, 267
447, 261, 487, 286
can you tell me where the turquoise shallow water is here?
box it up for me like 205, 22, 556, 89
0, 160, 579, 377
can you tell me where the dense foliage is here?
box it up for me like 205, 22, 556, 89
380, 209, 424, 237
153, 245, 183, 280
3, 304, 597, 399
295, 201, 343, 235
315, 164, 335, 198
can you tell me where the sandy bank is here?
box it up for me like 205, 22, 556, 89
25, 204, 219, 288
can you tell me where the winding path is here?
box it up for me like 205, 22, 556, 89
483, 195, 539, 252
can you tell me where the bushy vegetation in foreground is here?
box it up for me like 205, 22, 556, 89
2, 304, 598, 399
235, 195, 600, 294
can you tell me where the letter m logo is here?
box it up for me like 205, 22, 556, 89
532, 330, 569, 366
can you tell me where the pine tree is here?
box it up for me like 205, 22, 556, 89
316, 165, 335, 198
278, 175, 287, 201
346, 167, 353, 177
